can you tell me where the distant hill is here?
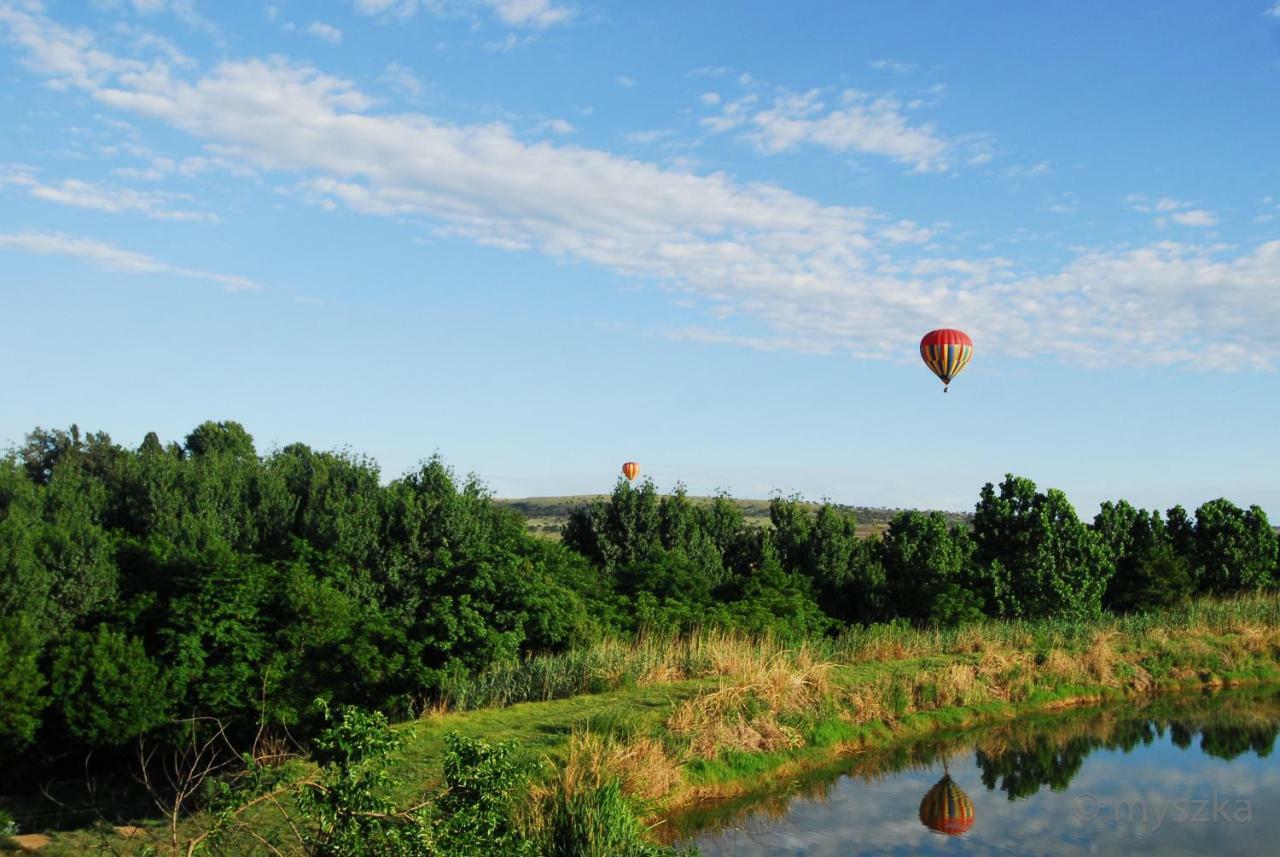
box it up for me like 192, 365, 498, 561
496, 495, 972, 540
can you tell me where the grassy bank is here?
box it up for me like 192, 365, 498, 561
12, 594, 1280, 855
411, 593, 1280, 810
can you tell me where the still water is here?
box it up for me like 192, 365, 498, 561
678, 689, 1280, 856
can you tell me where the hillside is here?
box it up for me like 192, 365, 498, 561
497, 495, 973, 539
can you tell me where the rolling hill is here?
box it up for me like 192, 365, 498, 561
496, 495, 973, 540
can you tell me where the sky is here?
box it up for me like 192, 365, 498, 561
1, 1, 1278, 518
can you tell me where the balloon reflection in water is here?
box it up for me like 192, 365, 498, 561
919, 773, 975, 836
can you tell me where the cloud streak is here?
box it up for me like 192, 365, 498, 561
2, 163, 214, 220
0, 230, 258, 290
703, 87, 955, 172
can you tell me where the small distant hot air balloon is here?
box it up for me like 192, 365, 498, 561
920, 328, 973, 392
621, 461, 640, 482
919, 773, 975, 836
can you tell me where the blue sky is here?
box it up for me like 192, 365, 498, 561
1, 0, 1278, 517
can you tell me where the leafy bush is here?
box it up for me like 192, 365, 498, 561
296, 701, 427, 857
429, 734, 534, 856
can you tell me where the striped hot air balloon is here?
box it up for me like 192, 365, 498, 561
621, 461, 640, 482
919, 774, 975, 836
919, 328, 973, 392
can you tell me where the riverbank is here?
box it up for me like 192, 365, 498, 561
8, 594, 1280, 855
407, 593, 1280, 820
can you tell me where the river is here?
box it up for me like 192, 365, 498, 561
675, 687, 1280, 856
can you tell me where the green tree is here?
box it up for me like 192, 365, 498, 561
879, 511, 983, 625
562, 479, 664, 573
0, 620, 46, 754
184, 420, 257, 459
1095, 502, 1193, 612
49, 625, 169, 746
972, 475, 1108, 620
1190, 499, 1278, 594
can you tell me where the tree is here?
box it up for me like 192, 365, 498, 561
0, 619, 46, 754
1190, 499, 1278, 595
972, 475, 1108, 620
1122, 542, 1195, 613
768, 497, 882, 623
19, 425, 121, 486
562, 479, 663, 573
1095, 503, 1193, 612
49, 625, 169, 746
184, 420, 256, 459
879, 511, 983, 625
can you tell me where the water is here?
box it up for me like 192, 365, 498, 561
678, 688, 1280, 856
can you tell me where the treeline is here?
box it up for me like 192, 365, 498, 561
1, 421, 1278, 774
564, 474, 1279, 628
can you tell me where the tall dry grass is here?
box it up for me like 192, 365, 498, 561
435, 592, 1280, 713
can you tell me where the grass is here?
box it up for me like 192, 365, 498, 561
13, 593, 1280, 854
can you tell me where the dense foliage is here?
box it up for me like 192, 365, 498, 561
1, 421, 1278, 776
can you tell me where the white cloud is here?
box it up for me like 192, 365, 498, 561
0, 230, 257, 290
3, 3, 1277, 370
0, 2, 145, 89
482, 32, 533, 52
1126, 194, 1218, 229
484, 0, 573, 28
352, 0, 574, 28
110, 153, 246, 181
868, 59, 915, 73
94, 0, 218, 35
614, 74, 636, 88
1169, 209, 1217, 227
1044, 192, 1079, 214
698, 91, 720, 106
306, 21, 342, 44
878, 219, 934, 245
1, 163, 214, 220
380, 62, 423, 97
622, 128, 674, 145
704, 87, 955, 172
1267, 3, 1280, 18
1004, 161, 1051, 179
534, 117, 574, 135
352, 0, 416, 15
115, 23, 194, 67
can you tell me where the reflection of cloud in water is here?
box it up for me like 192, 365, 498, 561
691, 691, 1280, 856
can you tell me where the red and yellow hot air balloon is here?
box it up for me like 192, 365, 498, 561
919, 328, 973, 392
621, 461, 640, 482
919, 774, 975, 836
